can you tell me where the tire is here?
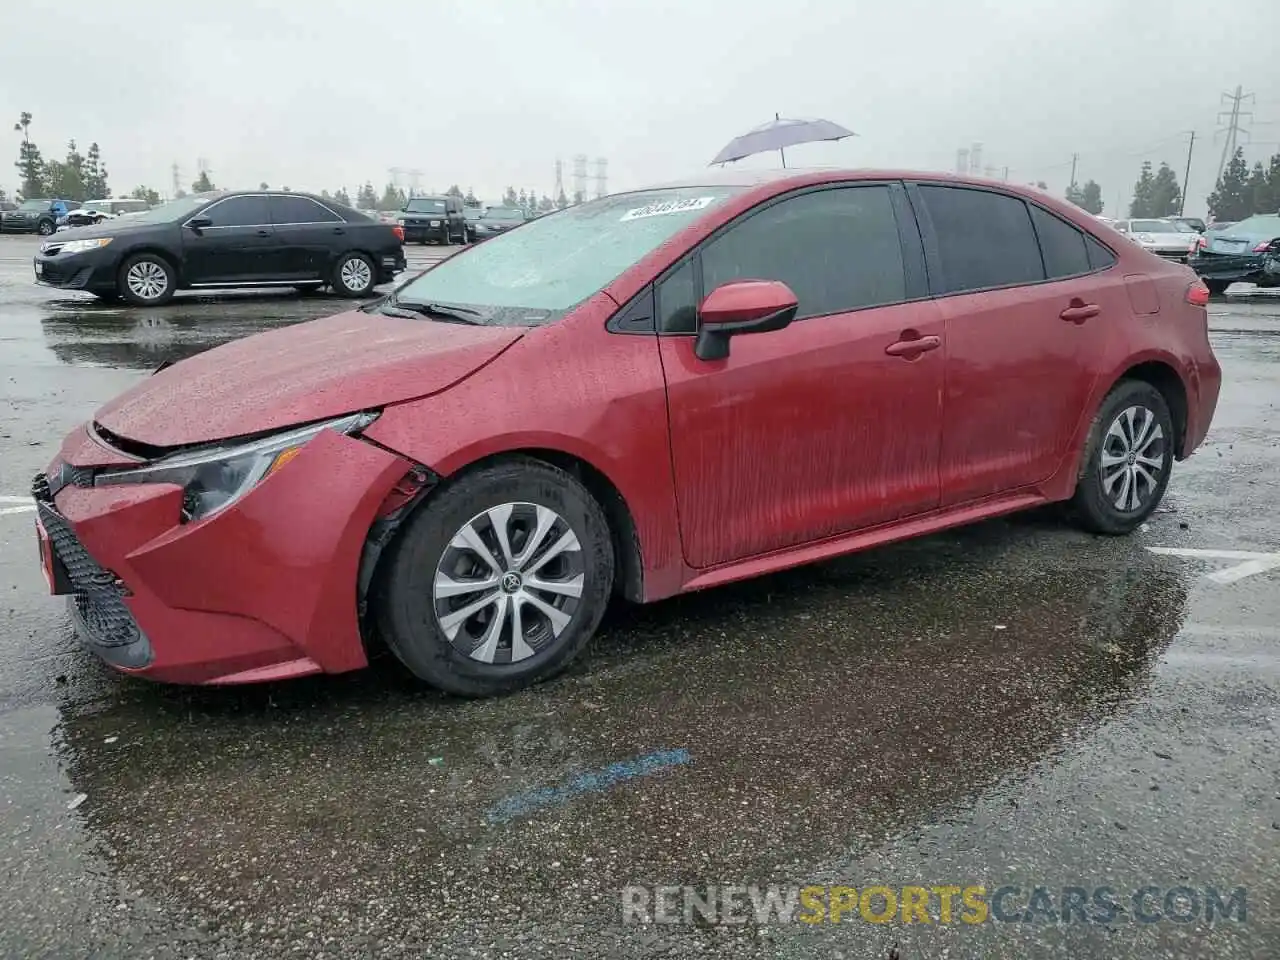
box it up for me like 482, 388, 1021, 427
117, 253, 176, 307
375, 457, 615, 697
37, 219, 55, 236
1070, 380, 1175, 535
1204, 279, 1229, 297
331, 252, 377, 297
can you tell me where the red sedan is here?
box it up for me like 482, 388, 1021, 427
35, 169, 1221, 696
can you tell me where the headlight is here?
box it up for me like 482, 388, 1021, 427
61, 237, 113, 254
94, 411, 378, 522
396, 218, 406, 225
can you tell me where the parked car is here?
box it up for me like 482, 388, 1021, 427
1, 198, 79, 236
463, 205, 487, 242
1169, 216, 1206, 234
1111, 218, 1199, 262
1188, 214, 1280, 295
32, 169, 1220, 696
397, 195, 467, 245
0, 200, 17, 213
32, 190, 406, 306
57, 197, 153, 231
470, 205, 527, 241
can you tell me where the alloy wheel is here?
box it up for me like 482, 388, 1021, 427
1099, 404, 1166, 512
125, 261, 169, 301
432, 502, 585, 665
339, 256, 372, 292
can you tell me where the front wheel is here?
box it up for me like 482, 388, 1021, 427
332, 252, 376, 297
375, 458, 615, 697
117, 253, 176, 306
37, 219, 55, 236
1071, 380, 1175, 535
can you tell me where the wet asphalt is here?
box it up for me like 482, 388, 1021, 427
1, 232, 1279, 959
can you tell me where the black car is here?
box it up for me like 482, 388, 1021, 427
1188, 213, 1280, 295
397, 195, 466, 244
462, 204, 486, 242
469, 205, 527, 241
32, 190, 407, 306
2, 198, 78, 236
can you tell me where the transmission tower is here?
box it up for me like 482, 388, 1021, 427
572, 154, 588, 204
389, 167, 424, 196
171, 162, 181, 197
955, 148, 969, 175
1214, 85, 1255, 185
553, 158, 565, 202
593, 157, 608, 198
968, 142, 983, 176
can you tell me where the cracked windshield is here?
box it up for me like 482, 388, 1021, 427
2, 2, 1278, 958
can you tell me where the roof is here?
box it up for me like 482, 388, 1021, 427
625, 167, 1053, 195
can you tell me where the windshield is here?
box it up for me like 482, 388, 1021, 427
404, 198, 447, 213
18, 199, 49, 211
1170, 220, 1198, 233
485, 207, 525, 221
1131, 220, 1177, 233
392, 186, 744, 321
127, 193, 224, 224
464, 207, 485, 219
1224, 215, 1280, 238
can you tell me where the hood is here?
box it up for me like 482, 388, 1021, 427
93, 308, 523, 449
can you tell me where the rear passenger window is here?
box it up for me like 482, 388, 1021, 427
1086, 236, 1117, 270
917, 185, 1045, 294
1029, 206, 1091, 278
699, 185, 906, 320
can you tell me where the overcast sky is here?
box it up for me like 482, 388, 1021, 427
4, 0, 1279, 215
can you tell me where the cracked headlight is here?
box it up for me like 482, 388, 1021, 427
94, 412, 378, 521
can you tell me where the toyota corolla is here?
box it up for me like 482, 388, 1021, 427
35, 169, 1221, 696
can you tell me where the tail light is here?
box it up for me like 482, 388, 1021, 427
392, 225, 405, 243
1185, 279, 1210, 307
1193, 236, 1207, 252
1253, 240, 1275, 253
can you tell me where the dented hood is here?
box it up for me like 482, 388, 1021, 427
94, 308, 523, 448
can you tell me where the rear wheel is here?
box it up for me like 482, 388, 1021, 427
1071, 380, 1174, 535
375, 458, 614, 697
117, 253, 176, 306
37, 219, 55, 236
1204, 279, 1230, 296
331, 252, 376, 297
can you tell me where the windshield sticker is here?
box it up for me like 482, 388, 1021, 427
619, 196, 717, 222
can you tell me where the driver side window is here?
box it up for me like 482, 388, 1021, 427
657, 185, 907, 334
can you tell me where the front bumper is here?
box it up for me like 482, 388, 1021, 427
36, 426, 413, 684
1, 218, 39, 233
401, 220, 450, 242
33, 247, 118, 291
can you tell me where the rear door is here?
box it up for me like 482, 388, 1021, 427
182, 195, 282, 284
659, 182, 945, 569
909, 183, 1122, 505
268, 195, 346, 280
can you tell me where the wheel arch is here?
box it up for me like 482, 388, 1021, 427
119, 245, 182, 283
1114, 359, 1189, 460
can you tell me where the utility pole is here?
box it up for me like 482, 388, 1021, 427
1214, 85, 1254, 186
1179, 131, 1195, 216
1068, 152, 1079, 190
1001, 165, 1009, 182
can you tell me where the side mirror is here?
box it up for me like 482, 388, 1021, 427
187, 216, 212, 231
694, 280, 799, 361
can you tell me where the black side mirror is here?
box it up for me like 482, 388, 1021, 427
187, 217, 212, 231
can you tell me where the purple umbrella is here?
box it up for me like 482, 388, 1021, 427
710, 113, 856, 167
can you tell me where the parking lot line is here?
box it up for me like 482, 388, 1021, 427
1147, 546, 1280, 583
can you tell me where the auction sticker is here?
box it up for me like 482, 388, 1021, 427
620, 196, 717, 222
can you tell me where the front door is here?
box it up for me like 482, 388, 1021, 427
268, 194, 346, 280
181, 194, 283, 284
910, 183, 1119, 504
659, 183, 944, 569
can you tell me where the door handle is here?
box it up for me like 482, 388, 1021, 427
1060, 302, 1100, 323
885, 334, 941, 358
256, 229, 271, 237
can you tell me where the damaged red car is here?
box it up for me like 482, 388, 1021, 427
35, 169, 1221, 696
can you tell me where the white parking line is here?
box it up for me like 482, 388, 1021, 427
1147, 547, 1280, 584
0, 495, 35, 518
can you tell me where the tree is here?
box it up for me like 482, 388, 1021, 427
259, 181, 270, 190
1064, 182, 1085, 208
378, 183, 405, 209
1079, 180, 1103, 215
45, 140, 87, 201
1245, 161, 1272, 218
1035, 181, 1048, 191
1128, 161, 1156, 217
192, 170, 215, 192
357, 182, 378, 209
1207, 148, 1252, 222
1265, 153, 1280, 215
14, 111, 45, 199
446, 184, 463, 198
556, 189, 568, 209
334, 188, 351, 207
1149, 162, 1181, 217
129, 185, 162, 205
82, 142, 109, 198
503, 186, 519, 207
464, 186, 478, 205
537, 194, 555, 212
